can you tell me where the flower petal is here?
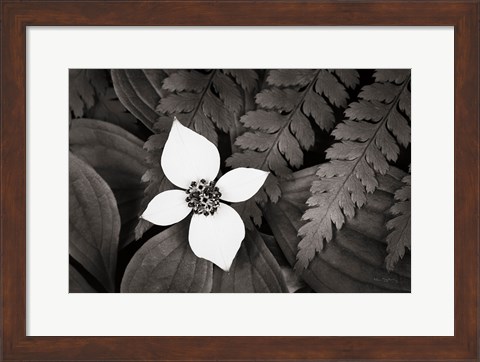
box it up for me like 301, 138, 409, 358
161, 118, 220, 188
216, 167, 269, 203
141, 189, 191, 226
188, 203, 245, 272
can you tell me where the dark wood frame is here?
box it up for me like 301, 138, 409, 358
1, 1, 478, 361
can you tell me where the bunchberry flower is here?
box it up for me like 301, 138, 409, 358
141, 118, 269, 271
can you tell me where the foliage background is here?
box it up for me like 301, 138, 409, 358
69, 69, 411, 293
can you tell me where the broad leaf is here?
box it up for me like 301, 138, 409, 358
70, 119, 148, 247
85, 87, 146, 139
69, 265, 97, 293
69, 153, 120, 292
261, 233, 306, 293
121, 219, 213, 293
265, 166, 411, 292
212, 229, 288, 293
111, 69, 169, 131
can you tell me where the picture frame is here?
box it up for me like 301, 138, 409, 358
1, 1, 478, 360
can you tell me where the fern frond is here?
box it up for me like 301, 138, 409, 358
228, 69, 356, 197
386, 173, 411, 271
157, 70, 245, 145
69, 69, 108, 118
296, 70, 411, 270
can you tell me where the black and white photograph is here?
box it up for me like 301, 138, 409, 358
69, 69, 411, 293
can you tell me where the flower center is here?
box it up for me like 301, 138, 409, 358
185, 179, 222, 216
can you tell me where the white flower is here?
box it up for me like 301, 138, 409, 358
141, 118, 269, 272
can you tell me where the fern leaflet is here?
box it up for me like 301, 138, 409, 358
223, 69, 259, 93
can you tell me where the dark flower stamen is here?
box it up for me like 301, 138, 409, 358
186, 179, 222, 216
